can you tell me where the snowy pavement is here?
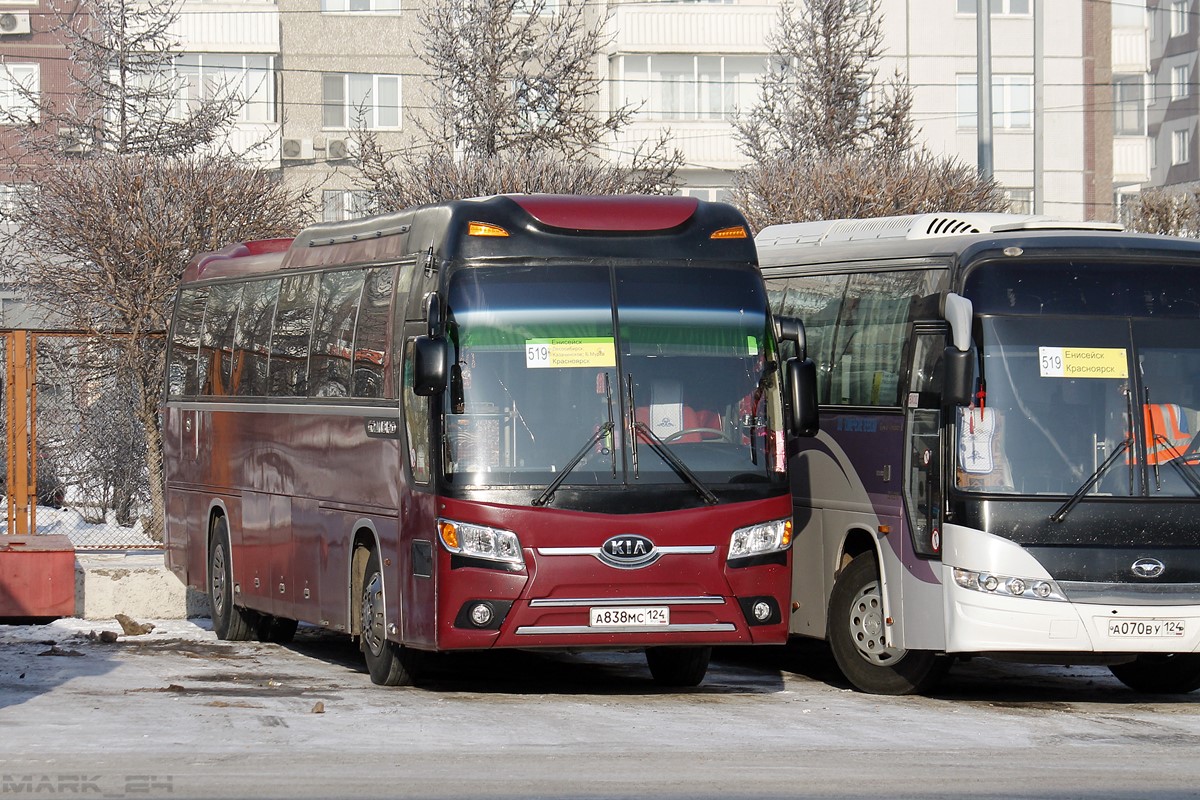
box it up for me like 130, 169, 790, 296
2, 619, 1200, 799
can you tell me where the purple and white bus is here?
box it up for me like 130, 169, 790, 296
758, 213, 1200, 694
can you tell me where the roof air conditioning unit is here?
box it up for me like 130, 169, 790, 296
280, 138, 314, 161
0, 11, 31, 35
326, 138, 356, 160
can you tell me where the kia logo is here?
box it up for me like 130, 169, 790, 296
599, 534, 659, 569
1131, 557, 1166, 579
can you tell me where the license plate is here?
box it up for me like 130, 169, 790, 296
589, 606, 669, 627
1108, 619, 1186, 638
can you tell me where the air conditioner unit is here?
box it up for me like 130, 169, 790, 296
0, 11, 31, 35
280, 138, 314, 160
326, 138, 357, 160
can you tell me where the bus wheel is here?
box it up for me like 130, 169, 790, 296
255, 614, 298, 644
645, 646, 711, 687
209, 517, 255, 642
827, 552, 948, 695
1109, 654, 1200, 694
359, 548, 421, 686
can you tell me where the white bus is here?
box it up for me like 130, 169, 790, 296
758, 213, 1200, 694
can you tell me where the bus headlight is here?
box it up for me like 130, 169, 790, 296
952, 567, 1065, 602
437, 519, 524, 566
728, 518, 792, 560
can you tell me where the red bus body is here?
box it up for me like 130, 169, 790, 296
163, 195, 797, 685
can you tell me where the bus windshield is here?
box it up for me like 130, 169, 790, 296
957, 316, 1200, 498
441, 263, 785, 489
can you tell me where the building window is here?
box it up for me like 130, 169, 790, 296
1173, 128, 1191, 165
1113, 74, 1145, 135
322, 73, 401, 130
0, 63, 40, 123
956, 74, 1033, 129
177, 54, 275, 124
1003, 188, 1033, 214
678, 186, 733, 203
613, 55, 763, 122
1172, 64, 1191, 100
0, 184, 31, 217
956, 0, 1031, 16
321, 0, 400, 11
323, 189, 374, 222
1171, 1, 1189, 37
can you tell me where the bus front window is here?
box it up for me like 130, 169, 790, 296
959, 317, 1200, 497
440, 263, 787, 491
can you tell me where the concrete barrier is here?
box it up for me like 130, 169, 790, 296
74, 551, 209, 620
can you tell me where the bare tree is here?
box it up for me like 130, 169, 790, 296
1124, 188, 1200, 237
1, 0, 251, 161
732, 0, 1007, 229
352, 0, 680, 207
5, 155, 314, 536
734, 151, 1010, 232
733, 0, 914, 164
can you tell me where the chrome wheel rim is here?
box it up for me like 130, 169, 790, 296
847, 579, 904, 666
210, 542, 227, 617
361, 570, 386, 656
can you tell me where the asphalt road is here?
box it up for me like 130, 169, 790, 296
2, 619, 1199, 800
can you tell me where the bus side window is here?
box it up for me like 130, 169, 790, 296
198, 283, 242, 397
232, 279, 279, 398
354, 267, 395, 399
269, 274, 319, 397
309, 269, 365, 399
167, 287, 209, 398
768, 274, 845, 406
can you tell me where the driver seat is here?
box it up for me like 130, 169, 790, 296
637, 379, 721, 443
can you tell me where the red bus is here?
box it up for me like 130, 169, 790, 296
163, 194, 816, 686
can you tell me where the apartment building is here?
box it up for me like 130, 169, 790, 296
0, 0, 1160, 224
1147, 0, 1199, 189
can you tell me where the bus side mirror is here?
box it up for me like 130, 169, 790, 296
943, 347, 975, 408
787, 357, 820, 437
412, 335, 449, 396
775, 315, 807, 361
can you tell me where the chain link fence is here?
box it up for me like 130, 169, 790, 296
1, 332, 163, 550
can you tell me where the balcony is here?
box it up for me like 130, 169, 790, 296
1112, 27, 1148, 74
604, 4, 776, 54
1113, 135, 1151, 185
609, 119, 749, 172
173, 2, 280, 52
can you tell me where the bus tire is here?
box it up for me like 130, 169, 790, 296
645, 646, 711, 687
359, 548, 421, 686
1109, 654, 1200, 694
209, 517, 256, 642
255, 614, 299, 644
827, 552, 948, 695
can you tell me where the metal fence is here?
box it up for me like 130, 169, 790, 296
2, 331, 163, 549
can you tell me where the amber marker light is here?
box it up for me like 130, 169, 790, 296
467, 221, 510, 237
710, 225, 748, 240
438, 520, 459, 549
782, 519, 793, 548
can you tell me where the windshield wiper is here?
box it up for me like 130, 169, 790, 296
532, 421, 614, 508
1049, 437, 1132, 523
633, 421, 720, 506
531, 374, 618, 508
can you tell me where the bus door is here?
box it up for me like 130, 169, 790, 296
896, 327, 950, 651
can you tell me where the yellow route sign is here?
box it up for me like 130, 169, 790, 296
526, 337, 616, 369
1038, 347, 1128, 379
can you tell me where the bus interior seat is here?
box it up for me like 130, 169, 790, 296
637, 378, 721, 443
